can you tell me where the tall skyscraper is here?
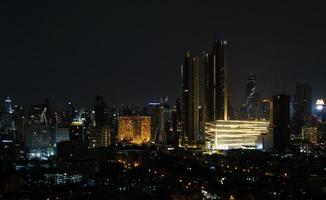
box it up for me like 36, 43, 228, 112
292, 82, 312, 134
294, 82, 312, 115
95, 96, 106, 127
4, 96, 13, 114
245, 75, 257, 118
65, 101, 75, 125
181, 51, 200, 142
149, 103, 167, 144
272, 94, 290, 151
204, 37, 228, 122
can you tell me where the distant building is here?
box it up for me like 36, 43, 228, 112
64, 101, 75, 125
261, 99, 271, 120
205, 120, 271, 150
244, 75, 261, 119
118, 116, 151, 144
95, 96, 106, 127
24, 123, 69, 158
301, 126, 318, 144
149, 103, 167, 144
55, 125, 70, 144
293, 82, 312, 134
181, 51, 200, 143
0, 97, 15, 131
90, 126, 110, 148
272, 94, 290, 151
4, 96, 13, 114
204, 38, 228, 122
315, 98, 326, 122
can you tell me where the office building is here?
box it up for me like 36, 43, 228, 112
118, 116, 151, 144
204, 38, 228, 122
272, 94, 290, 151
149, 103, 167, 144
181, 51, 200, 143
90, 126, 110, 148
301, 126, 318, 144
95, 96, 106, 127
293, 82, 312, 134
245, 75, 260, 119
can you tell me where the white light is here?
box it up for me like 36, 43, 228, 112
316, 98, 324, 106
316, 105, 323, 111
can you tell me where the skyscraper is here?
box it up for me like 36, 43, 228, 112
149, 103, 166, 144
4, 96, 13, 114
181, 51, 200, 143
95, 96, 106, 127
245, 75, 257, 118
272, 94, 290, 151
294, 82, 312, 115
292, 82, 312, 134
204, 37, 228, 122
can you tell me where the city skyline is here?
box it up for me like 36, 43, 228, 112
1, 1, 326, 107
1, 2, 326, 199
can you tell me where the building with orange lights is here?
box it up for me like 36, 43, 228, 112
118, 116, 151, 144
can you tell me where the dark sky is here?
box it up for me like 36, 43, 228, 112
1, 0, 326, 108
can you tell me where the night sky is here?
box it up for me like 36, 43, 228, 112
1, 0, 326, 108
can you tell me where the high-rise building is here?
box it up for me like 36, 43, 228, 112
204, 37, 228, 122
261, 99, 271, 120
150, 103, 166, 144
90, 126, 110, 148
294, 82, 312, 115
272, 94, 290, 151
245, 75, 260, 119
292, 82, 312, 134
0, 97, 15, 130
301, 126, 318, 144
95, 96, 106, 127
4, 96, 13, 114
118, 116, 151, 144
181, 51, 200, 143
64, 101, 75, 125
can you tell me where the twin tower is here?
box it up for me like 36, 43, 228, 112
181, 37, 228, 144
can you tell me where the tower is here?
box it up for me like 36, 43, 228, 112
245, 75, 260, 119
4, 96, 13, 114
181, 51, 200, 143
272, 94, 290, 151
204, 37, 228, 122
293, 82, 312, 134
95, 96, 106, 127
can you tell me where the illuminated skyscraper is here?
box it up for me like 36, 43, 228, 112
272, 94, 290, 151
4, 96, 13, 114
181, 51, 200, 142
204, 37, 228, 122
118, 116, 151, 144
245, 75, 260, 119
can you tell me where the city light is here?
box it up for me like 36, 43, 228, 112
316, 98, 324, 111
